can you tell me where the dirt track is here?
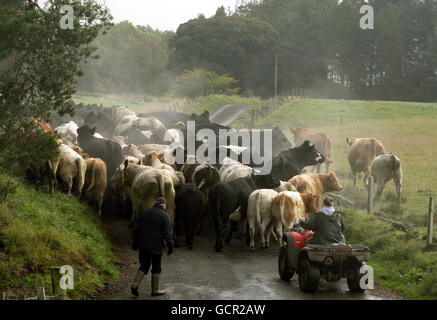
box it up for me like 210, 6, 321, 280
94, 217, 403, 300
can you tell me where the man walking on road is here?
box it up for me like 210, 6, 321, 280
131, 197, 174, 297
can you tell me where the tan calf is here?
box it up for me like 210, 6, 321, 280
272, 191, 318, 245
346, 137, 385, 187
83, 158, 107, 216
290, 127, 333, 173
289, 172, 343, 208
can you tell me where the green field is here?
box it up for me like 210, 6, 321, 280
0, 172, 119, 299
246, 98, 437, 299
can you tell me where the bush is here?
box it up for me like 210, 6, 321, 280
176, 69, 240, 98
0, 173, 18, 203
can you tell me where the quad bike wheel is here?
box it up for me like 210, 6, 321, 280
298, 260, 320, 293
278, 246, 295, 280
347, 263, 366, 293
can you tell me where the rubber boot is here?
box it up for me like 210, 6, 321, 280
151, 274, 166, 296
131, 269, 145, 297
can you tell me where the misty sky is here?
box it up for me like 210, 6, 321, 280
41, 0, 240, 31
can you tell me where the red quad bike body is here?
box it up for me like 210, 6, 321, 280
278, 228, 370, 294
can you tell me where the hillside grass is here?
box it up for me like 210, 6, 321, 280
253, 98, 437, 299
0, 172, 119, 299
254, 99, 437, 227
181, 94, 263, 115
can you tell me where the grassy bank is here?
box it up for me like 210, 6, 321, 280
342, 207, 437, 300
0, 172, 119, 299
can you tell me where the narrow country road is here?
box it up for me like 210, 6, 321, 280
94, 218, 403, 300
93, 105, 403, 301
209, 105, 255, 126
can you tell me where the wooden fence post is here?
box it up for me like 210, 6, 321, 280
250, 110, 255, 130
426, 197, 437, 251
367, 176, 374, 214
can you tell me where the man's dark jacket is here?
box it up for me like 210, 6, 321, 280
133, 205, 174, 255
300, 211, 345, 245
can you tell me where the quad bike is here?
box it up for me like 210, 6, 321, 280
278, 227, 370, 294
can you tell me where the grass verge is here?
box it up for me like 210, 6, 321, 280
0, 172, 119, 299
342, 207, 437, 300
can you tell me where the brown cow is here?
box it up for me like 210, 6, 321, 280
122, 144, 144, 161
271, 191, 318, 245
289, 172, 343, 208
82, 158, 107, 216
290, 127, 333, 173
346, 137, 385, 187
27, 118, 61, 194
142, 151, 175, 172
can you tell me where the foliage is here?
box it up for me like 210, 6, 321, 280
0, 171, 18, 203
175, 69, 240, 98
170, 15, 279, 97
76, 21, 174, 95
0, 172, 119, 299
0, 0, 112, 173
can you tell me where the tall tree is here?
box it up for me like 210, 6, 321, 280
0, 0, 112, 171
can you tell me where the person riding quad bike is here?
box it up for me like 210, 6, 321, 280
297, 197, 345, 245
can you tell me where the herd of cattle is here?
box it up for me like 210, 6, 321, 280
28, 102, 404, 252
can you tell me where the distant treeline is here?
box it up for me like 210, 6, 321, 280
78, 0, 437, 101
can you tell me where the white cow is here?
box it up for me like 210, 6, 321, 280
55, 121, 79, 144
57, 144, 87, 198
274, 181, 297, 192
370, 152, 403, 203
219, 157, 253, 181
247, 189, 278, 250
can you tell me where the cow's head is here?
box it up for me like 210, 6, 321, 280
298, 140, 325, 166
144, 151, 160, 165
327, 172, 343, 191
251, 172, 281, 189
77, 125, 96, 144
290, 127, 306, 136
346, 137, 357, 146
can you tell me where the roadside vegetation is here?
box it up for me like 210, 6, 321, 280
0, 171, 119, 299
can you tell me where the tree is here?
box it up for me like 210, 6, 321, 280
76, 21, 171, 95
170, 15, 279, 97
175, 69, 240, 98
0, 0, 112, 172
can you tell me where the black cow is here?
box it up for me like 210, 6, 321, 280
77, 125, 123, 181
84, 111, 115, 139
268, 140, 325, 181
191, 163, 221, 230
174, 184, 204, 249
209, 173, 281, 252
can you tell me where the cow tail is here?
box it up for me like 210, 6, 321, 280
158, 174, 165, 197
256, 193, 262, 231
76, 158, 86, 194
371, 138, 377, 159
390, 153, 399, 170
280, 195, 286, 228
84, 160, 95, 195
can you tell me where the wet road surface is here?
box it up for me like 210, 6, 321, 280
95, 218, 402, 300
209, 105, 255, 126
